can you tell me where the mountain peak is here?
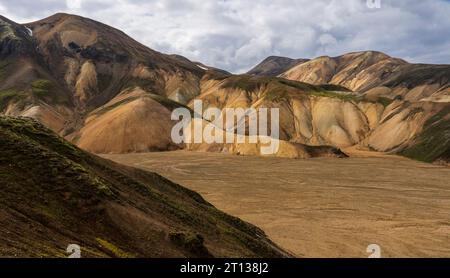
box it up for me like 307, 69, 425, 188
336, 50, 392, 61
0, 14, 35, 57
247, 56, 309, 76
29, 12, 88, 24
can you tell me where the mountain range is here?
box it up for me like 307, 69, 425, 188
1, 13, 449, 162
1, 13, 448, 163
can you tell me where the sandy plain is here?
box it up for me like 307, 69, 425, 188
103, 151, 450, 258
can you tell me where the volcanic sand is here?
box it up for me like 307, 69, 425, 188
103, 151, 450, 258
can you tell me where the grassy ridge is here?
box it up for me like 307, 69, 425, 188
219, 74, 359, 103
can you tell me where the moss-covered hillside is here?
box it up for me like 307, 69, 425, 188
0, 116, 289, 258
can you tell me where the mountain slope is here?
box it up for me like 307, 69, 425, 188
0, 15, 73, 133
0, 116, 289, 258
194, 74, 450, 162
247, 56, 309, 77
195, 74, 374, 147
279, 51, 450, 102
26, 13, 204, 108
0, 13, 207, 152
399, 105, 450, 163
72, 87, 185, 153
244, 52, 450, 162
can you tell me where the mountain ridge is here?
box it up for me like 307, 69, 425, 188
249, 51, 449, 103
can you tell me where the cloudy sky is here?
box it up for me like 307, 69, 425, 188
1, 0, 449, 73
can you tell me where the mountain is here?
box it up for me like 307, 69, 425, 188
1, 14, 449, 163
0, 14, 73, 133
193, 72, 450, 163
26, 13, 204, 106
243, 52, 450, 163
278, 51, 450, 102
247, 56, 309, 77
0, 13, 348, 158
1, 13, 206, 153
0, 116, 289, 258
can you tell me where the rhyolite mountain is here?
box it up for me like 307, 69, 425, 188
0, 116, 290, 258
252, 51, 450, 103
0, 13, 449, 163
232, 52, 450, 163
1, 13, 207, 153
193, 72, 449, 163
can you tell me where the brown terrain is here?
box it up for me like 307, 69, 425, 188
104, 151, 450, 258
1, 12, 450, 258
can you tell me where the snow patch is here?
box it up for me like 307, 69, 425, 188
25, 27, 33, 36
196, 64, 209, 71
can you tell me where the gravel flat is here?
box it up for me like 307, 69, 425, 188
104, 151, 450, 258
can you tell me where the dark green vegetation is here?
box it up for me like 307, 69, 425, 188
220, 75, 359, 103
0, 61, 10, 80
376, 96, 394, 108
169, 232, 212, 257
31, 79, 53, 98
382, 64, 450, 89
221, 75, 277, 92
0, 89, 25, 110
401, 106, 450, 163
0, 116, 289, 258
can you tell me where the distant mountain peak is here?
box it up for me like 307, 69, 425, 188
247, 56, 309, 77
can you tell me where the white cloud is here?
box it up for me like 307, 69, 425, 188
1, 0, 450, 73
66, 0, 82, 10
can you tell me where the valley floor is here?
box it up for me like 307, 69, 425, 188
103, 151, 450, 258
